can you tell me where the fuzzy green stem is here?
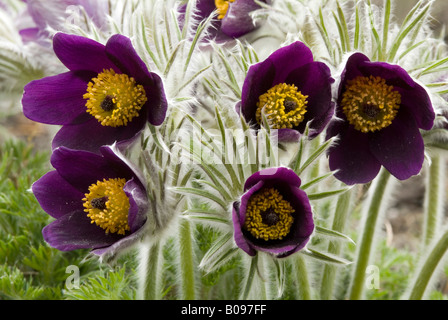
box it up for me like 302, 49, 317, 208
139, 241, 161, 300
408, 229, 448, 300
295, 254, 312, 300
178, 218, 196, 299
320, 189, 353, 300
240, 254, 259, 300
348, 169, 391, 300
422, 155, 444, 248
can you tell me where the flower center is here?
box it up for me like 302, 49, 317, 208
244, 187, 295, 241
341, 75, 401, 133
256, 83, 308, 129
82, 178, 130, 235
83, 68, 147, 127
215, 0, 235, 20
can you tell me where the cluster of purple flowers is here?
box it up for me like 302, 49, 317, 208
22, 0, 435, 259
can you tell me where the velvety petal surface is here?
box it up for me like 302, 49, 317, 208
32, 171, 85, 219
52, 115, 145, 154
369, 108, 425, 180
53, 32, 118, 73
22, 71, 94, 125
327, 121, 381, 185
42, 211, 123, 251
50, 147, 134, 193
220, 0, 261, 37
244, 167, 302, 191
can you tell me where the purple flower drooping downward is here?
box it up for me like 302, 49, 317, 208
326, 53, 435, 185
22, 33, 167, 154
237, 41, 335, 142
179, 0, 267, 41
32, 145, 148, 257
232, 167, 314, 258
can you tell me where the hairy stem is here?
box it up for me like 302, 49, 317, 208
295, 253, 312, 300
320, 189, 353, 299
178, 218, 196, 299
348, 169, 392, 300
139, 241, 161, 300
408, 229, 448, 300
422, 155, 444, 248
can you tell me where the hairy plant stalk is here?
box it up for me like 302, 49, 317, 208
178, 218, 196, 299
422, 155, 445, 248
348, 169, 392, 300
295, 253, 312, 300
320, 189, 353, 299
139, 241, 161, 300
407, 229, 448, 300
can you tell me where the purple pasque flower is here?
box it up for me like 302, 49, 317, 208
326, 52, 435, 185
19, 0, 109, 44
32, 144, 148, 257
22, 32, 167, 154
237, 41, 335, 142
232, 167, 314, 258
179, 0, 266, 41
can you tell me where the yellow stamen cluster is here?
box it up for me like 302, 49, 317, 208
256, 83, 308, 129
341, 75, 401, 133
84, 68, 147, 127
244, 187, 295, 241
215, 0, 235, 19
83, 178, 130, 235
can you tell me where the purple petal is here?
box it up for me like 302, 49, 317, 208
240, 58, 276, 125
124, 178, 148, 233
232, 202, 257, 256
50, 146, 134, 193
22, 71, 94, 125
244, 167, 302, 191
32, 171, 85, 219
327, 121, 381, 185
53, 32, 118, 73
285, 62, 335, 136
369, 108, 425, 180
52, 116, 145, 154
104, 34, 168, 126
221, 0, 261, 37
42, 211, 123, 251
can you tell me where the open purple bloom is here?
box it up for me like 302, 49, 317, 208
32, 145, 148, 257
19, 0, 109, 44
179, 0, 266, 41
22, 32, 167, 153
237, 41, 335, 141
232, 167, 314, 258
326, 53, 435, 185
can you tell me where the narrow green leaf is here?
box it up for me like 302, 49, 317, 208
174, 187, 228, 210
315, 225, 356, 244
307, 187, 351, 201
297, 136, 336, 175
301, 248, 352, 265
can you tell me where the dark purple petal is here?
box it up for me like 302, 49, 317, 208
42, 211, 123, 251
104, 34, 168, 126
277, 128, 301, 142
327, 121, 381, 185
285, 62, 335, 136
22, 71, 94, 125
32, 171, 85, 219
53, 32, 118, 73
369, 108, 424, 180
241, 58, 276, 124
52, 116, 145, 154
232, 202, 257, 256
124, 177, 148, 233
244, 167, 302, 191
268, 41, 314, 85
220, 0, 261, 37
50, 146, 134, 193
